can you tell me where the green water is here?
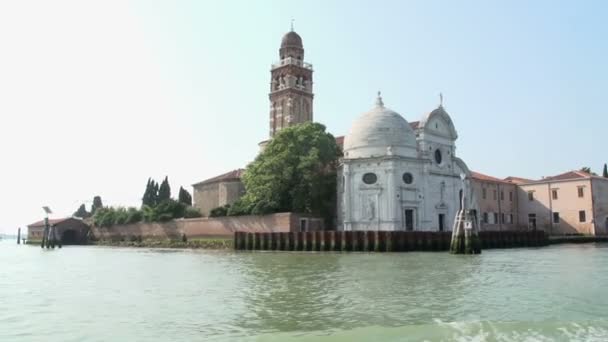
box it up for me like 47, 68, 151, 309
2, 239, 608, 341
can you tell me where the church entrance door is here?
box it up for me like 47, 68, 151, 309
438, 214, 445, 232
404, 209, 414, 231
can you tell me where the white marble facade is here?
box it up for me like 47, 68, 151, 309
337, 93, 475, 232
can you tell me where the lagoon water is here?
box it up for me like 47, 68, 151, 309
2, 239, 608, 341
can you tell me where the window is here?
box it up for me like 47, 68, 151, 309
494, 213, 499, 224
553, 212, 560, 224
493, 190, 497, 200
552, 189, 558, 200
482, 188, 487, 199
434, 149, 442, 164
509, 214, 514, 224
500, 191, 504, 201
578, 187, 584, 198
362, 173, 377, 185
528, 191, 534, 201
402, 173, 413, 184
483, 212, 489, 224
579, 210, 586, 222
528, 213, 537, 229
501, 213, 505, 224
509, 191, 513, 202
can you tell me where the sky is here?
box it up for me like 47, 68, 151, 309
0, 0, 606, 233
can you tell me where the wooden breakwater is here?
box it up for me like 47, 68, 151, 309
233, 230, 548, 252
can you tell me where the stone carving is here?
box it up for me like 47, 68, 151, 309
365, 197, 376, 220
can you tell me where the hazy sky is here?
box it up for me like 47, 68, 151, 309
1, 0, 606, 233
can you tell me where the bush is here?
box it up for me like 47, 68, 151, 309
125, 207, 143, 224
184, 206, 202, 218
210, 205, 230, 217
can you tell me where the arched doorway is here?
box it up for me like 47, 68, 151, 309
61, 229, 79, 245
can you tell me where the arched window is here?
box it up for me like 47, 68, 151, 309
434, 149, 442, 164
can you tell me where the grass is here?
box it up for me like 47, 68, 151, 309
91, 237, 233, 249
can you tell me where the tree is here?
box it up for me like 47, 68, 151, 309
580, 167, 597, 176
142, 178, 159, 207
178, 186, 192, 206
228, 122, 340, 226
91, 196, 103, 214
603, 163, 608, 178
73, 204, 90, 218
158, 176, 171, 202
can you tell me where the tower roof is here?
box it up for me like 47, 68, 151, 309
281, 31, 303, 49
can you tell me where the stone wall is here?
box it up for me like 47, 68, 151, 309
90, 212, 324, 240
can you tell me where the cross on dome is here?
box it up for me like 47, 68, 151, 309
376, 91, 384, 107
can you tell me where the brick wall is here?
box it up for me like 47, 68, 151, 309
90, 212, 323, 240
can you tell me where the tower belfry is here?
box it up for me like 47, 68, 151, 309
268, 29, 314, 137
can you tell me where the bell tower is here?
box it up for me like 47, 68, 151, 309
268, 28, 314, 137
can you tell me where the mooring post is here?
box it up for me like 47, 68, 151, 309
17, 228, 21, 245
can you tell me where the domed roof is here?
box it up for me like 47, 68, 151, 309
344, 93, 418, 159
281, 31, 303, 48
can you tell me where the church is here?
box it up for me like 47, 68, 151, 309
337, 93, 472, 231
192, 28, 608, 236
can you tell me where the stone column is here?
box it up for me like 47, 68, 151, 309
343, 164, 352, 231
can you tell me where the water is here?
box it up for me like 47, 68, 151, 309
2, 239, 608, 341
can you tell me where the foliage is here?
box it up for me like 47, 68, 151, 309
603, 163, 608, 178
93, 207, 143, 227
184, 206, 202, 218
178, 186, 193, 206
158, 176, 171, 203
141, 199, 186, 222
210, 204, 230, 217
227, 122, 340, 225
73, 204, 90, 218
142, 178, 159, 207
91, 196, 103, 214
580, 166, 597, 176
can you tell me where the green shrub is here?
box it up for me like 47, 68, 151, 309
125, 207, 143, 224
184, 206, 202, 218
210, 204, 230, 217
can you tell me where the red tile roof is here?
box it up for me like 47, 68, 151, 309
27, 217, 79, 228
193, 169, 245, 187
471, 171, 513, 184
542, 170, 591, 181
503, 176, 535, 184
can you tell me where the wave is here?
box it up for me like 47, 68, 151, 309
241, 320, 608, 342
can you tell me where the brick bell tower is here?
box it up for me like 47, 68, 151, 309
268, 27, 314, 138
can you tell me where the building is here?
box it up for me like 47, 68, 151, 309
192, 169, 245, 217
27, 217, 89, 244
193, 28, 315, 213
337, 93, 474, 231
190, 29, 608, 236
515, 171, 608, 235
471, 171, 519, 231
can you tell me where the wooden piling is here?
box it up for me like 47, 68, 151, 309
17, 228, 21, 245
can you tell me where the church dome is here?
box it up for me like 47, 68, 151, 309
281, 31, 303, 48
344, 93, 418, 159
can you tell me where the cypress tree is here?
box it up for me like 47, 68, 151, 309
178, 187, 192, 206
158, 176, 171, 202
152, 181, 160, 206
73, 204, 90, 218
91, 196, 103, 214
603, 163, 608, 178
142, 178, 152, 207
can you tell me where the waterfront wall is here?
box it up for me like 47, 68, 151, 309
233, 230, 549, 252
91, 212, 323, 240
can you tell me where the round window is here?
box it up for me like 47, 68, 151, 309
434, 149, 442, 164
362, 173, 377, 185
402, 173, 413, 184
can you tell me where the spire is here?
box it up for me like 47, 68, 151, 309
439, 92, 444, 107
291, 19, 294, 32
376, 91, 384, 107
